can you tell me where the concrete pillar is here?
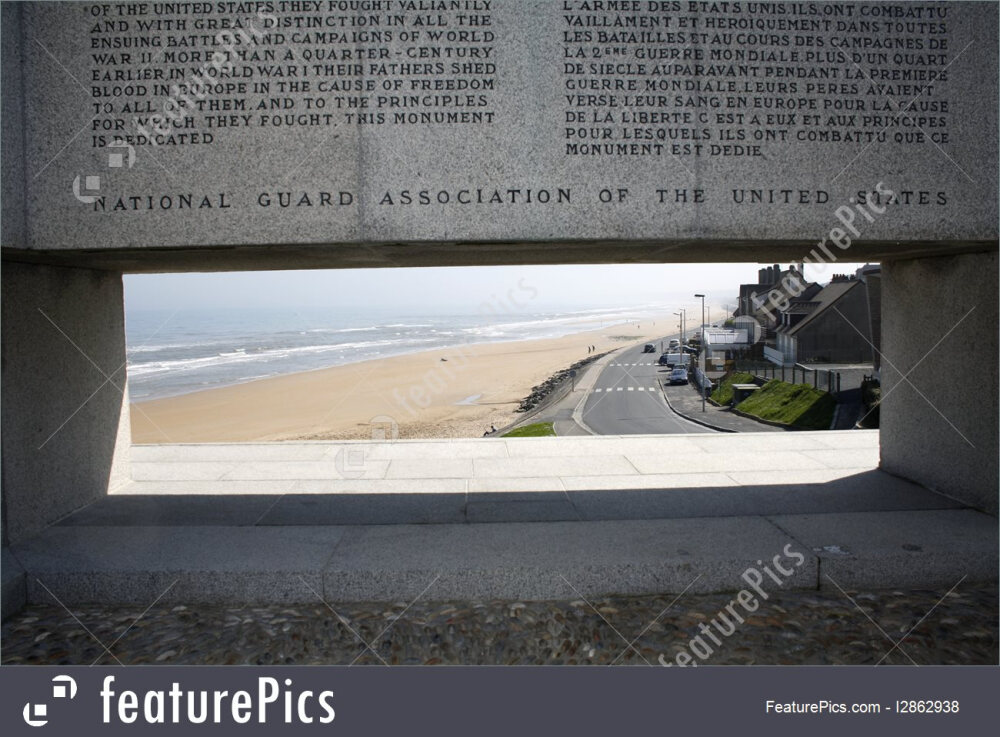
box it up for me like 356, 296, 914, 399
1, 261, 130, 545
880, 252, 998, 514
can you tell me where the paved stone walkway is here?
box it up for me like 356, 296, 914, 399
4, 585, 995, 666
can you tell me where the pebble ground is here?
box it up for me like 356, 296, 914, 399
4, 585, 996, 666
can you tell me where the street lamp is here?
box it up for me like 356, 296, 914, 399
674, 309, 686, 344
695, 294, 706, 412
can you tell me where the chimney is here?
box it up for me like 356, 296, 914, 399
758, 268, 766, 283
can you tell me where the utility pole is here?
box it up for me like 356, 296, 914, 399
695, 294, 706, 412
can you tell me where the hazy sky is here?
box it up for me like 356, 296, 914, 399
124, 261, 873, 315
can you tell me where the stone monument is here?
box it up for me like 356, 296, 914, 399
2, 1, 997, 550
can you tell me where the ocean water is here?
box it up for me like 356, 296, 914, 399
125, 305, 649, 401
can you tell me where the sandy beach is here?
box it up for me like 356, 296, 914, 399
131, 315, 678, 443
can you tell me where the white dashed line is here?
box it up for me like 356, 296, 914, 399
616, 387, 623, 392
627, 387, 634, 391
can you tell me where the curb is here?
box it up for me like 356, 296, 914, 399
660, 384, 737, 433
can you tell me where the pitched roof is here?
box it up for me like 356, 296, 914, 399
779, 279, 862, 336
784, 300, 820, 315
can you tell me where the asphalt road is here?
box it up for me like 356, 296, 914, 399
579, 339, 712, 435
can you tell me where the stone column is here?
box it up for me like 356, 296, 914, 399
1, 260, 130, 544
880, 251, 998, 514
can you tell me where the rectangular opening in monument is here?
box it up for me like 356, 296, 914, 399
123, 262, 881, 445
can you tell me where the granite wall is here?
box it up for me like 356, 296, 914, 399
880, 252, 998, 514
1, 262, 130, 545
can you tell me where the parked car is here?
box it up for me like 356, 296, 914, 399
643, 343, 656, 353
669, 367, 689, 385
658, 352, 671, 366
668, 339, 680, 349
682, 345, 699, 355
659, 352, 683, 367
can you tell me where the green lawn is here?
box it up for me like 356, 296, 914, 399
735, 380, 837, 430
710, 372, 756, 405
502, 422, 556, 437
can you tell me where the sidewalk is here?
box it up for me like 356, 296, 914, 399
662, 382, 783, 433
506, 346, 624, 436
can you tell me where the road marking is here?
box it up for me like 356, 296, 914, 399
617, 387, 623, 392
649, 387, 656, 391
627, 387, 634, 391
593, 388, 602, 393
638, 387, 645, 391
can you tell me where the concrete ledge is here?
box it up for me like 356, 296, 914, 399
12, 518, 819, 604
57, 469, 963, 527
14, 526, 346, 605
2, 547, 26, 620
323, 517, 817, 600
10, 507, 997, 605
8, 435, 993, 607
770, 509, 1000, 590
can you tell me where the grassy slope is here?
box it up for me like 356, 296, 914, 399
503, 422, 556, 438
736, 380, 837, 430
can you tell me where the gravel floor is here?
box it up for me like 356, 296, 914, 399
3, 585, 996, 666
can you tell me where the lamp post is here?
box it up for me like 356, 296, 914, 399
674, 309, 686, 345
695, 294, 706, 412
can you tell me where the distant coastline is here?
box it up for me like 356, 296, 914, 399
129, 314, 675, 444
125, 305, 658, 402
